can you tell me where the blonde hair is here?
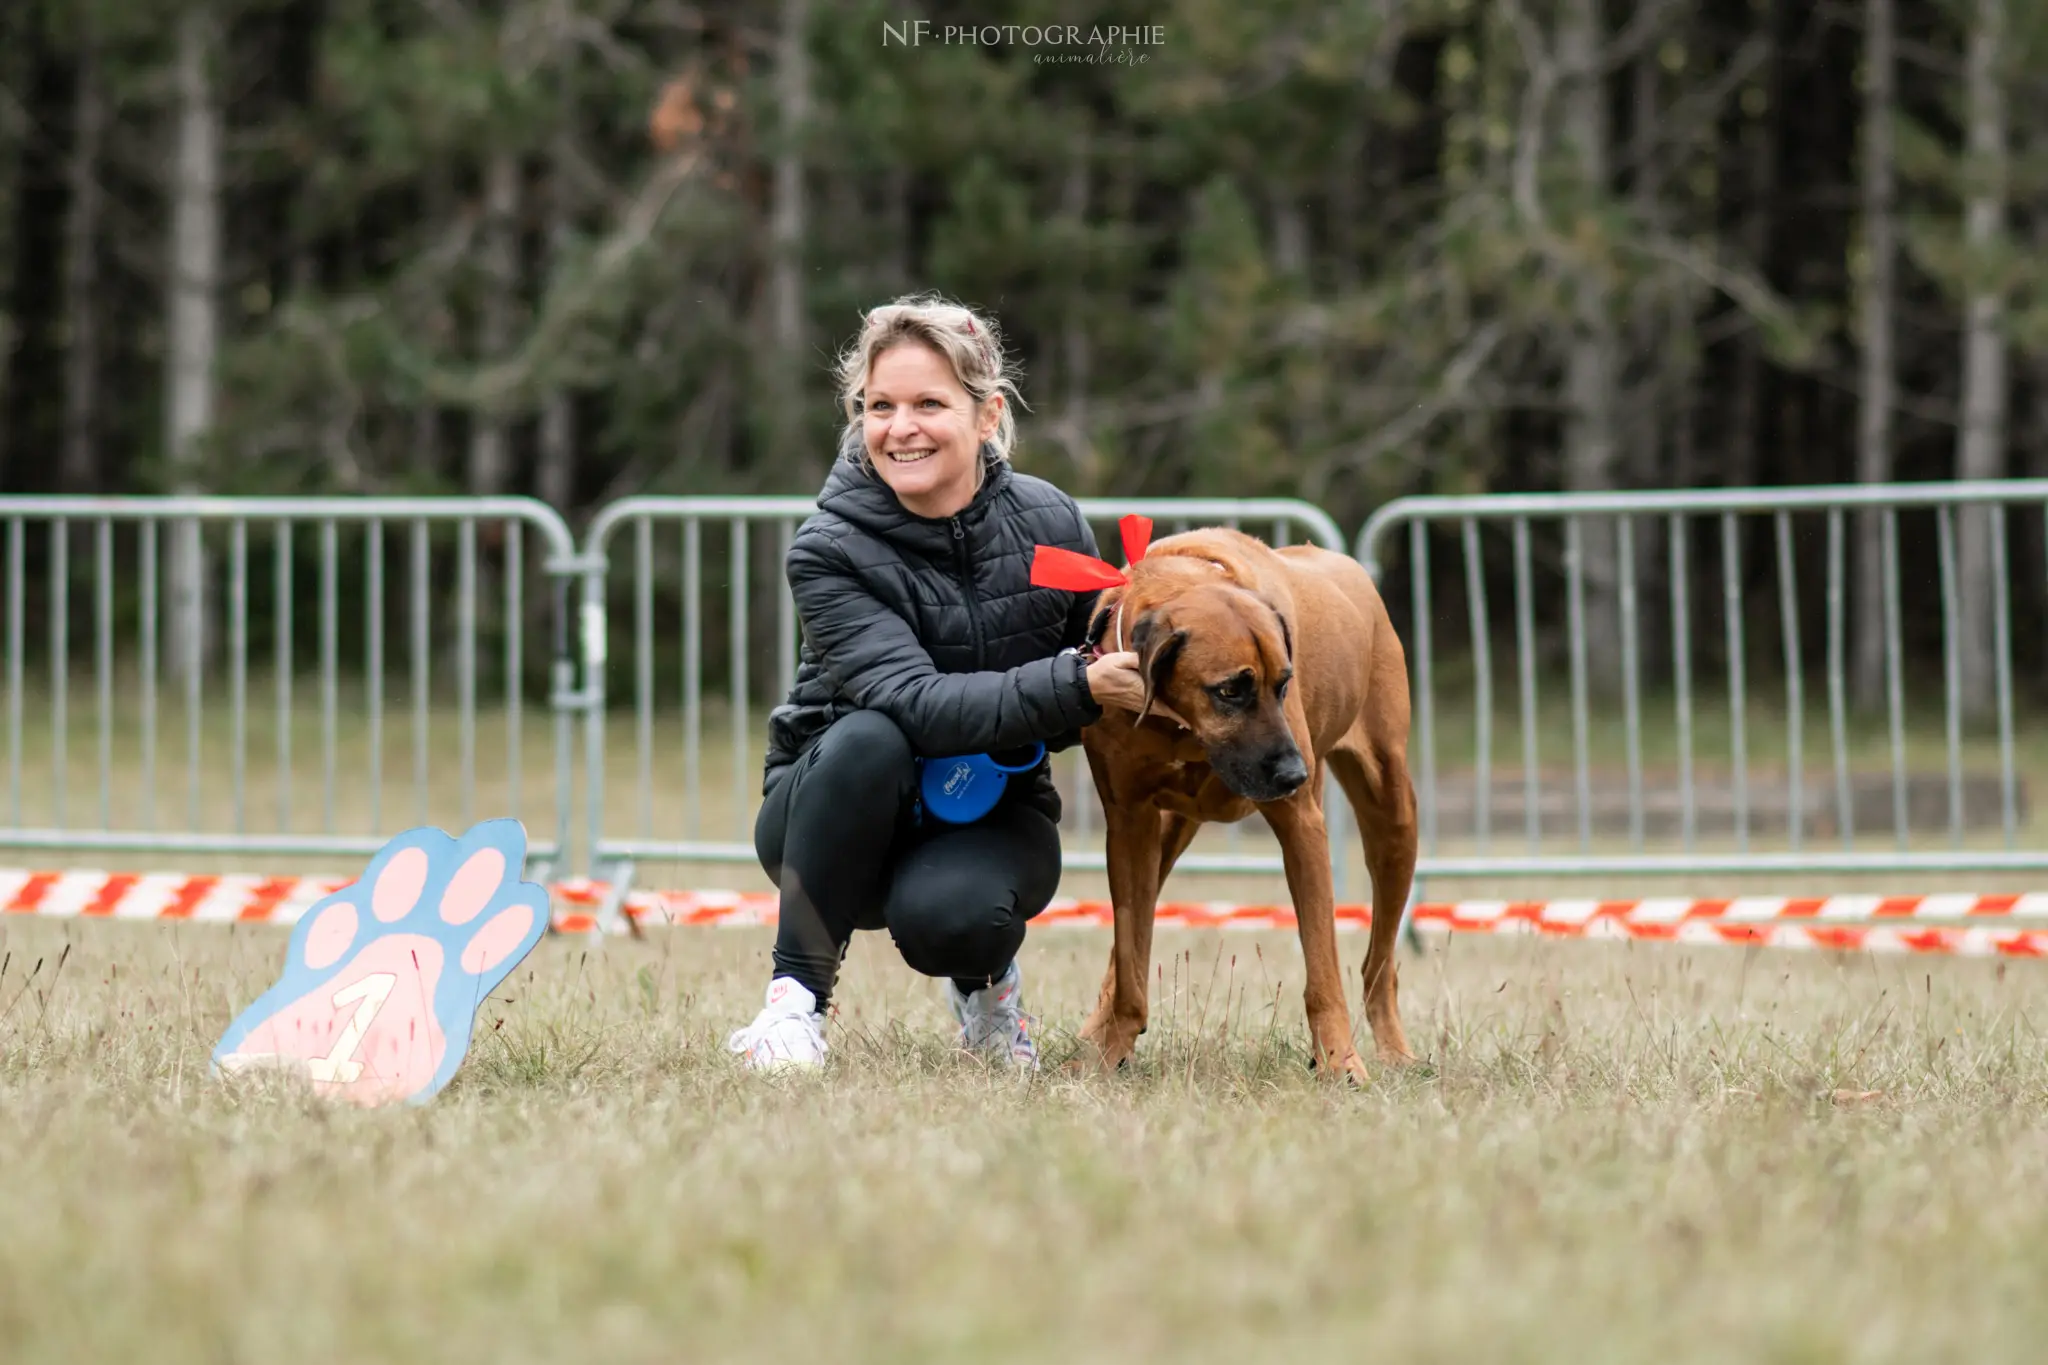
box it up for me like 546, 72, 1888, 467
834, 293, 1025, 473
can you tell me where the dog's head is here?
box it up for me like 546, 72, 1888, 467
1104, 563, 1308, 803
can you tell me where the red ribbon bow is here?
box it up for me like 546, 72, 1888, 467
1030, 515, 1152, 592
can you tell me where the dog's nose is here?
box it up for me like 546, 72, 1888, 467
1267, 751, 1309, 794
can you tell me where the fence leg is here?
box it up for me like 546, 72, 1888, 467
595, 856, 639, 938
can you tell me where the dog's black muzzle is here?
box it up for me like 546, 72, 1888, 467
1214, 738, 1309, 803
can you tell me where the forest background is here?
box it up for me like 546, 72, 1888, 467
1, 0, 2045, 708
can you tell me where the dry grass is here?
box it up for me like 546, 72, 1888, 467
6, 675, 2048, 1358
4, 916, 2048, 1362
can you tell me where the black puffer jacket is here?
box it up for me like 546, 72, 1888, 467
764, 446, 1104, 823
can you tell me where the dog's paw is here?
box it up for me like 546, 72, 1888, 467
1063, 1038, 1137, 1077
1306, 1044, 1374, 1087
213, 820, 548, 1106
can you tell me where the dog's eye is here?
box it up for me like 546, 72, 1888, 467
1275, 675, 1291, 700
1209, 672, 1255, 707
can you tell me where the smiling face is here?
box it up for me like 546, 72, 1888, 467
861, 342, 1004, 520
1108, 578, 1308, 803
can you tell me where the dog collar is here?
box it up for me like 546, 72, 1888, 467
1064, 602, 1123, 663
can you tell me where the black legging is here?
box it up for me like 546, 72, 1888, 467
753, 710, 1063, 1009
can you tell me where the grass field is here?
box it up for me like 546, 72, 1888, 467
6, 915, 2048, 1362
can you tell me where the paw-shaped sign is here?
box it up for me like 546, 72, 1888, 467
213, 819, 550, 1106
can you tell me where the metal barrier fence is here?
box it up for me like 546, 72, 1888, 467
9, 483, 2044, 923
0, 498, 580, 875
1357, 480, 2048, 895
573, 496, 1349, 919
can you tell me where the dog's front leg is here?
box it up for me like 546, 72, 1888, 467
1075, 801, 1163, 1073
1263, 785, 1370, 1084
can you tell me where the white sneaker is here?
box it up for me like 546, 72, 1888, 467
946, 960, 1039, 1071
726, 977, 828, 1071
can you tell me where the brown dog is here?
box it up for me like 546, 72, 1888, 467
1073, 528, 1418, 1082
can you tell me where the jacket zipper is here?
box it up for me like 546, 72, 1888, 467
951, 515, 986, 668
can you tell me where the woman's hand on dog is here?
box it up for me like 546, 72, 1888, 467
1083, 651, 1145, 711
1084, 651, 1190, 730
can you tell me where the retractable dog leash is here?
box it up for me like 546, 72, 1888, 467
914, 744, 1047, 825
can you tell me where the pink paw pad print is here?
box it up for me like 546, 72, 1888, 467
213, 819, 551, 1106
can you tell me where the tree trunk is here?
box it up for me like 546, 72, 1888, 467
765, 0, 810, 478
408, 170, 451, 489
467, 152, 519, 497
1727, 17, 1778, 494
459, 151, 520, 686
538, 395, 573, 509
537, 136, 575, 511
1559, 0, 1624, 691
0, 3, 25, 487
1955, 0, 2008, 719
1328, 120, 1363, 293
1269, 189, 1308, 280
412, 407, 439, 483
166, 6, 221, 680
61, 34, 102, 492
1627, 48, 1667, 675
1059, 128, 1095, 490
770, 0, 808, 357
1853, 0, 1896, 710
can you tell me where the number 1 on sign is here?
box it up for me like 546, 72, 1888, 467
305, 973, 398, 1084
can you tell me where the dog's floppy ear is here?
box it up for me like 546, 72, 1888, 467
1256, 592, 1293, 664
1129, 612, 1189, 727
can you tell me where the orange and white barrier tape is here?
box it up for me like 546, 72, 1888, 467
1405, 893, 2048, 958
7, 870, 2048, 957
0, 869, 352, 924
556, 884, 2048, 956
